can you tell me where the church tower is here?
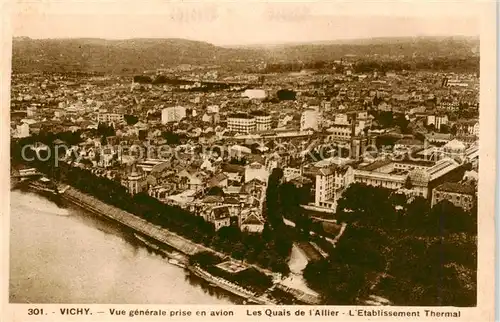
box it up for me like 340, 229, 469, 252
127, 164, 146, 195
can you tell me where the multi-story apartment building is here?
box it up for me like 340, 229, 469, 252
161, 106, 186, 124
326, 124, 363, 141
455, 119, 479, 137
314, 165, 354, 210
97, 112, 124, 124
438, 98, 460, 112
227, 113, 256, 133
334, 111, 372, 127
300, 108, 320, 131
283, 167, 302, 182
431, 182, 476, 212
427, 114, 449, 131
250, 111, 272, 132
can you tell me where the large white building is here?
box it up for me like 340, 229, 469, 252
250, 111, 272, 132
354, 160, 409, 190
161, 106, 187, 124
227, 111, 272, 133
353, 158, 462, 199
326, 124, 363, 141
244, 162, 269, 183
300, 109, 320, 131
13, 123, 30, 138
97, 112, 124, 124
242, 89, 267, 100
314, 165, 354, 210
227, 113, 256, 133
427, 114, 449, 130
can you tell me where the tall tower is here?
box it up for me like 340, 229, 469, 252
349, 112, 360, 160
128, 164, 146, 195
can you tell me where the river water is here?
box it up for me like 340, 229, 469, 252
9, 190, 239, 304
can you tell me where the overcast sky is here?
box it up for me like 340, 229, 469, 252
12, 1, 481, 46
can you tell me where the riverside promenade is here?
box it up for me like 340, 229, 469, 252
62, 186, 321, 305
63, 187, 207, 256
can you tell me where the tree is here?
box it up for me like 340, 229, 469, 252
94, 150, 101, 165
162, 131, 182, 145
133, 75, 152, 84
217, 226, 242, 244
375, 111, 394, 128
124, 114, 139, 125
449, 124, 458, 135
279, 182, 303, 222
303, 259, 368, 304
401, 196, 430, 232
403, 177, 413, 189
333, 225, 388, 272
206, 186, 224, 196
100, 135, 107, 146
97, 122, 115, 137
265, 168, 284, 230
439, 124, 450, 134
429, 200, 476, 235
300, 175, 476, 306
336, 183, 396, 227
189, 251, 222, 267
276, 89, 296, 101
394, 114, 410, 134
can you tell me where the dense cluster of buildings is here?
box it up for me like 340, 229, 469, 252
11, 65, 479, 231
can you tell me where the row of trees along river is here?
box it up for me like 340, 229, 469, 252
11, 130, 477, 306
11, 133, 293, 276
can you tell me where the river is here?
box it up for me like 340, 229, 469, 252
9, 190, 240, 304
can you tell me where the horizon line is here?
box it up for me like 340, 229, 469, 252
12, 34, 480, 48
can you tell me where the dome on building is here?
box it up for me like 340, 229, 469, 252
444, 139, 466, 152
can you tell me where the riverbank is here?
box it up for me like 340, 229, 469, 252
59, 186, 321, 305
63, 187, 205, 256
10, 190, 235, 305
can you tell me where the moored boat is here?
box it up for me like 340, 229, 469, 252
134, 234, 188, 268
134, 233, 160, 250
28, 177, 59, 198
168, 258, 186, 268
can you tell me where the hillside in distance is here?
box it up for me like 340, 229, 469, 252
259, 36, 479, 62
11, 36, 479, 74
11, 38, 263, 74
